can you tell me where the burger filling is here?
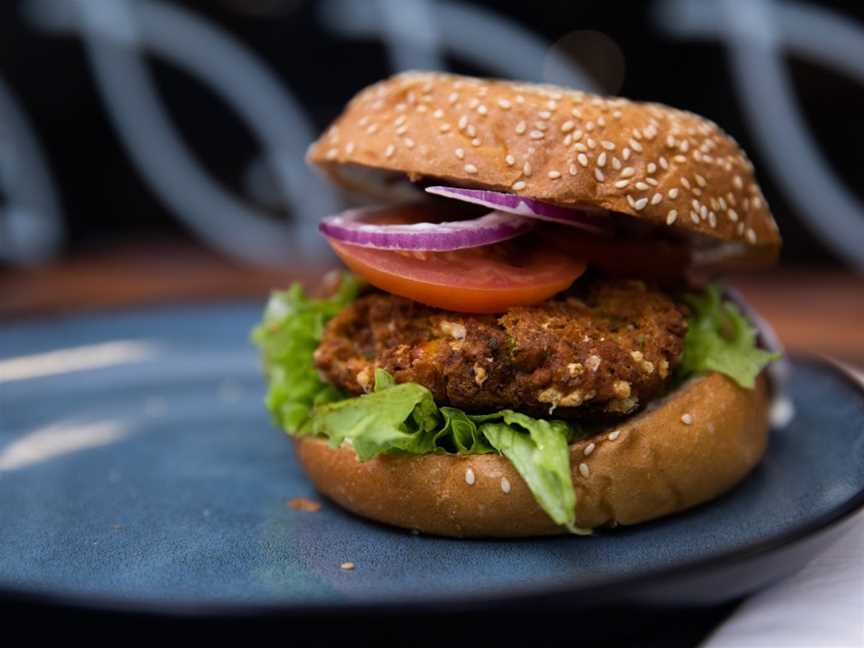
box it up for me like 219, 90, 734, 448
252, 272, 777, 533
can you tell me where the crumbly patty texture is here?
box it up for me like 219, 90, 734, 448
314, 279, 688, 419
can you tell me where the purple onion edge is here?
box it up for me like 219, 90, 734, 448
318, 208, 534, 251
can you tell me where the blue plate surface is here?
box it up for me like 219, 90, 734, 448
1, 303, 863, 614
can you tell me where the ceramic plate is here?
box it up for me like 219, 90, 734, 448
1, 303, 862, 615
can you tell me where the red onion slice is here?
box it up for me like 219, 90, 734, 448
319, 206, 534, 251
425, 186, 611, 235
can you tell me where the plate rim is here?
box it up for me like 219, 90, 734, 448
1, 337, 863, 617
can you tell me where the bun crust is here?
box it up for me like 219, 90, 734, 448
294, 372, 771, 537
308, 72, 780, 252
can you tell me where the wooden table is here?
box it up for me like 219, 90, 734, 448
2, 241, 862, 366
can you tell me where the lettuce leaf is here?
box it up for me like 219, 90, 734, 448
251, 273, 362, 435
679, 286, 780, 388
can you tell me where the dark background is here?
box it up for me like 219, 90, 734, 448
1, 0, 863, 268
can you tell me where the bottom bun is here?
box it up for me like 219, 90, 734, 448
294, 372, 771, 537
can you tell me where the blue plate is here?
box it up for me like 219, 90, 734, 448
1, 303, 863, 615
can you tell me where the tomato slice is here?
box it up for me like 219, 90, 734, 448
327, 237, 586, 313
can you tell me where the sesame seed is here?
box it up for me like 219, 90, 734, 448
395, 125, 408, 135
465, 467, 476, 485
681, 177, 691, 189
584, 443, 596, 456
394, 115, 407, 126
577, 153, 589, 167
404, 138, 415, 148
728, 208, 738, 222
666, 210, 678, 225
458, 115, 468, 130
383, 144, 395, 158
608, 430, 621, 441
561, 120, 575, 133
572, 129, 583, 141
471, 137, 481, 146
633, 197, 648, 210
646, 177, 659, 186
549, 170, 562, 179
635, 181, 649, 191
579, 462, 590, 478
529, 130, 545, 140
539, 110, 551, 119
612, 110, 623, 119
326, 147, 338, 160
601, 140, 615, 150
733, 175, 743, 189
464, 163, 478, 174
668, 188, 679, 199
629, 138, 643, 152
500, 477, 511, 494
563, 134, 572, 146
614, 179, 630, 188
477, 104, 488, 115
695, 173, 707, 187
466, 124, 477, 137
680, 139, 690, 153
366, 124, 378, 134
569, 164, 579, 176
340, 562, 355, 571
620, 167, 635, 178
708, 212, 717, 228
597, 152, 607, 167
439, 123, 451, 133
448, 92, 459, 104
659, 156, 669, 169
611, 157, 622, 170
594, 168, 605, 182
497, 98, 511, 109
432, 108, 444, 119
571, 107, 582, 118
586, 121, 595, 131
587, 138, 596, 149
523, 162, 532, 176
690, 211, 700, 224
746, 228, 757, 243
345, 142, 355, 155
515, 121, 527, 135
574, 142, 587, 152
512, 180, 526, 191
681, 413, 693, 425
454, 148, 465, 159
505, 154, 515, 166
651, 192, 663, 205
622, 147, 631, 161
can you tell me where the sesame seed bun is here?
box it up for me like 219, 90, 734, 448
294, 372, 771, 537
307, 71, 781, 254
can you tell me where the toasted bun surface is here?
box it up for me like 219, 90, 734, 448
308, 71, 780, 253
295, 372, 770, 537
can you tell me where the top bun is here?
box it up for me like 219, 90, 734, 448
308, 71, 781, 252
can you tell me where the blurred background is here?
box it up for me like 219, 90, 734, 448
0, 0, 862, 360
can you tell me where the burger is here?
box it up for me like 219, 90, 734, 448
252, 72, 782, 537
